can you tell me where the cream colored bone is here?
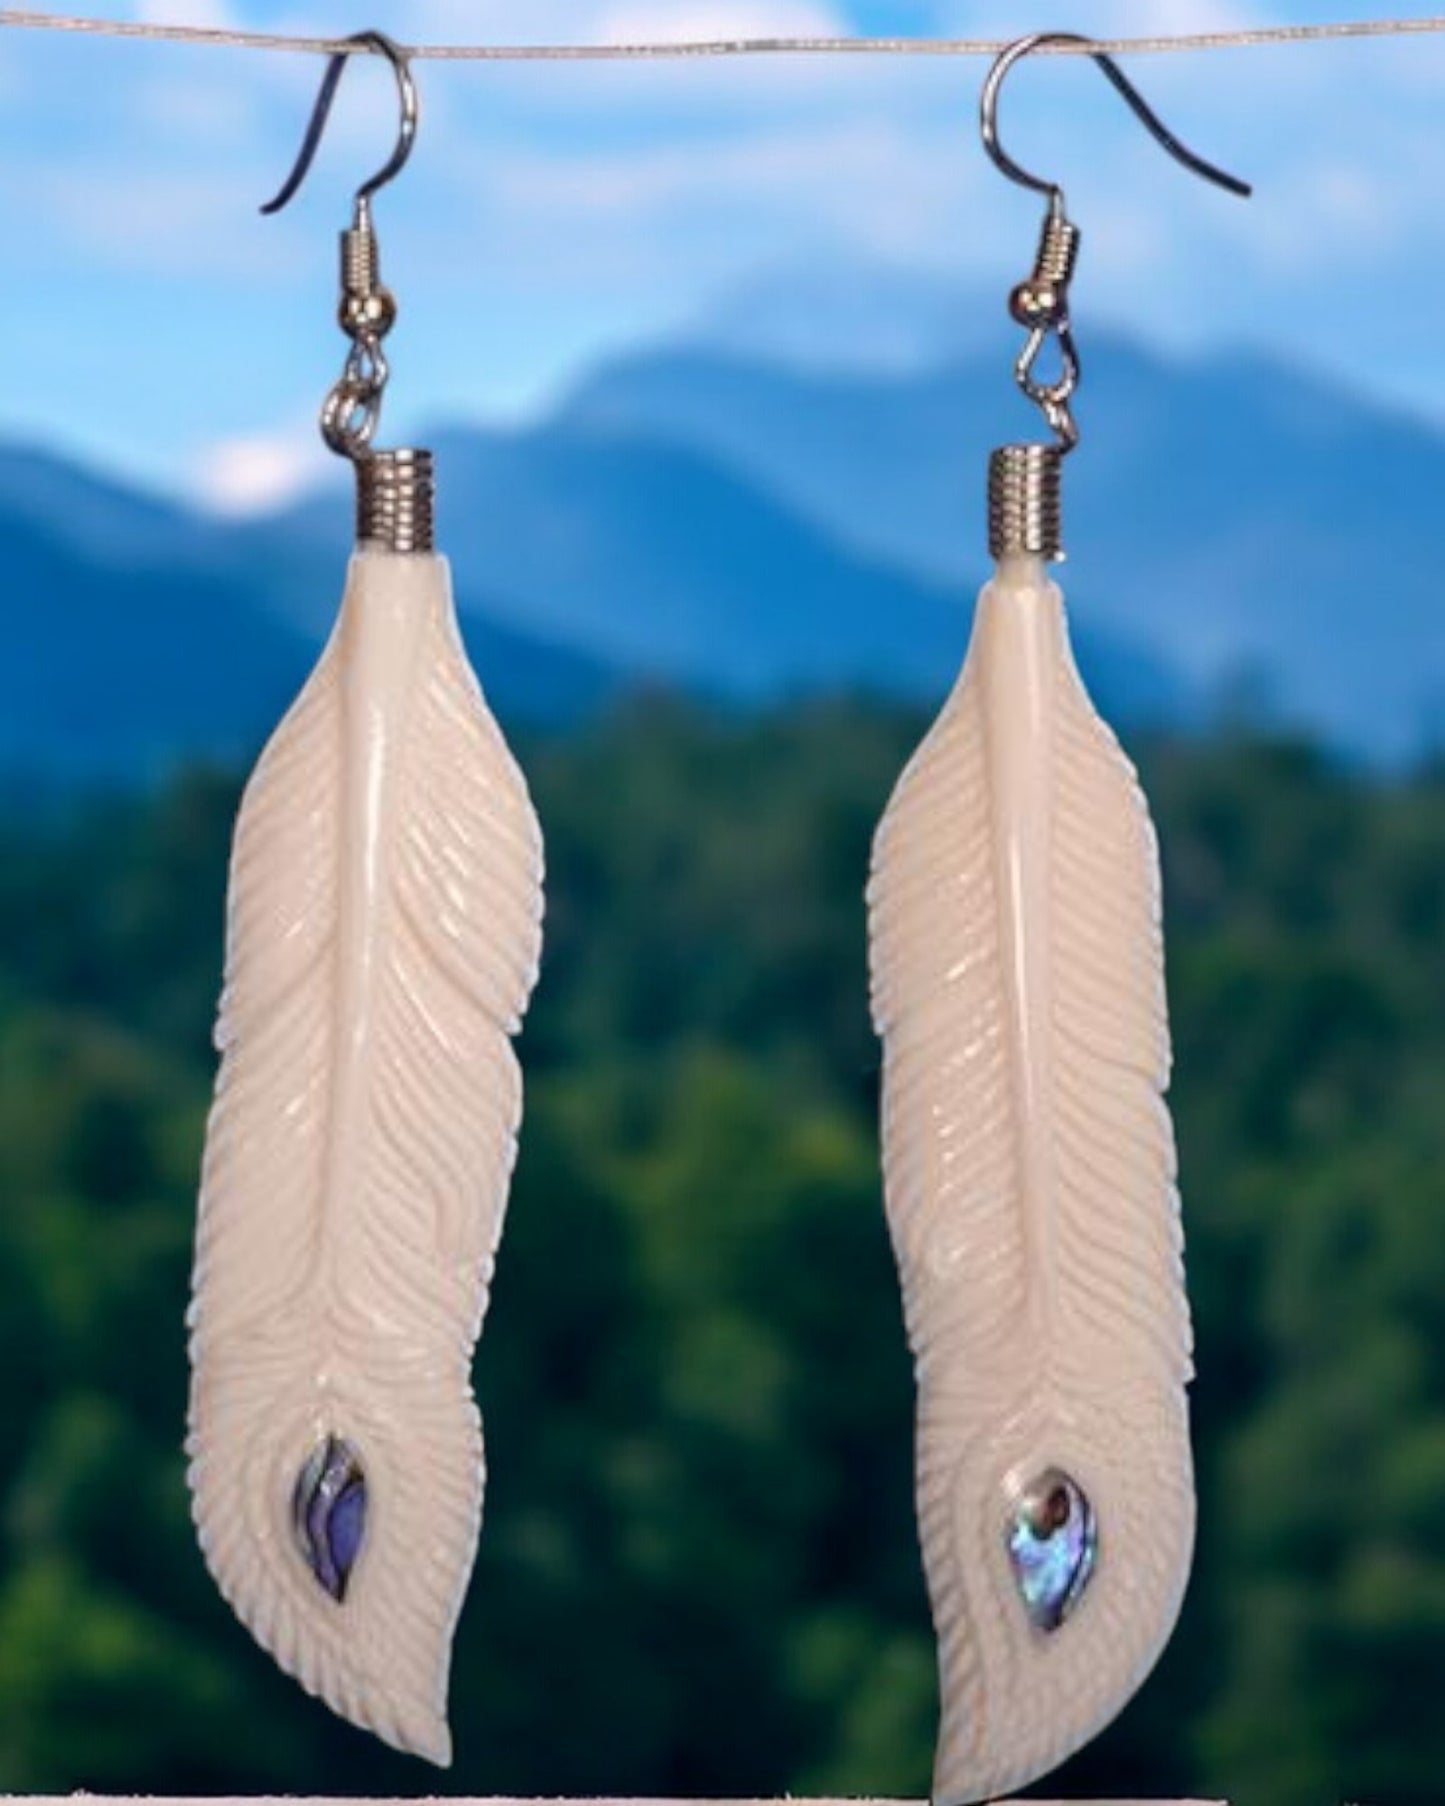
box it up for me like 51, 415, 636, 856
867, 555, 1194, 1805
187, 549, 544, 1764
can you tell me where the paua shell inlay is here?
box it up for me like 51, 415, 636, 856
293, 1436, 367, 1602
1006, 1468, 1096, 1632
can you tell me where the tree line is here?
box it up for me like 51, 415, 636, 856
0, 695, 1439, 1804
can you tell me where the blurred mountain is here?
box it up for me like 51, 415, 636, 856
0, 443, 217, 573
7, 511, 307, 784
264, 421, 1185, 726
15, 278, 1441, 777
564, 326, 1445, 758
0, 451, 614, 782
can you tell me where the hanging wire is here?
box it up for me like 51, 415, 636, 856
2, 8, 1445, 59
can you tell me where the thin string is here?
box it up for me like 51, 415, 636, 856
2, 8, 1445, 59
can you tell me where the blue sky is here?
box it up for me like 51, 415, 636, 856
0, 0, 1441, 507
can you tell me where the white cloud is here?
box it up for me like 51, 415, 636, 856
129, 69, 268, 150
380, 0, 845, 45
932, 0, 1258, 39
134, 0, 239, 24
1229, 157, 1403, 276
196, 426, 326, 513
450, 102, 973, 288
598, 1, 844, 41
274, 0, 617, 46
1087, 0, 1255, 34
27, 161, 292, 275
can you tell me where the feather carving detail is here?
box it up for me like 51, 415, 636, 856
867, 555, 1193, 1805
186, 549, 544, 1764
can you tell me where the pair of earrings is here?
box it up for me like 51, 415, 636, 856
183, 27, 1246, 1804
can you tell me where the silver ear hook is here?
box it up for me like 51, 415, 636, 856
982, 32, 1249, 562
259, 29, 433, 547
980, 31, 1251, 207
261, 30, 418, 219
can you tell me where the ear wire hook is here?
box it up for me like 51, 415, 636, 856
260, 30, 421, 464
982, 32, 1249, 560
983, 31, 1248, 458
261, 29, 418, 218
980, 31, 1251, 206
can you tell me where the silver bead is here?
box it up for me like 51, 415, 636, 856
339, 286, 398, 340
1009, 279, 1064, 328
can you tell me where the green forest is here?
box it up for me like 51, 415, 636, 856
0, 695, 1440, 1805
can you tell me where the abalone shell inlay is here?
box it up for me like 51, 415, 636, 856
1006, 1468, 1096, 1632
293, 1435, 368, 1602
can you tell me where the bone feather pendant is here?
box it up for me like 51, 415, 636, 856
867, 554, 1193, 1804
186, 547, 544, 1763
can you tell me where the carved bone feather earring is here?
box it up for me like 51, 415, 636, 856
185, 34, 544, 1764
866, 34, 1249, 1805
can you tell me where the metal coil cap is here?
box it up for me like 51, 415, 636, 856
988, 443, 1064, 563
356, 448, 435, 554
